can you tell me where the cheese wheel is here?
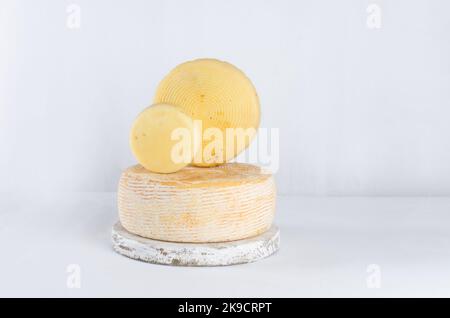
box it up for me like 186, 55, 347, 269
112, 222, 280, 266
130, 104, 197, 174
118, 163, 276, 243
154, 59, 260, 167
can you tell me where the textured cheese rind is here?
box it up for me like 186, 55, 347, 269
154, 59, 260, 167
118, 163, 276, 243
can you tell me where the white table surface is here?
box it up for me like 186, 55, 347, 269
1, 193, 450, 297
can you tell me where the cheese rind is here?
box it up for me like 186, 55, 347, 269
118, 163, 276, 243
154, 59, 260, 167
129, 104, 196, 174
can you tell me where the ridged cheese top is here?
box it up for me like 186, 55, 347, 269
122, 163, 271, 188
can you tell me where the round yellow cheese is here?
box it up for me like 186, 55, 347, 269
130, 104, 197, 174
118, 163, 276, 243
154, 59, 260, 167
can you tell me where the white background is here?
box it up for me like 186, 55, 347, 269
2, 0, 450, 196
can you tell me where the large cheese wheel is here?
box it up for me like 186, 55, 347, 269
130, 104, 197, 174
154, 59, 260, 167
118, 163, 276, 243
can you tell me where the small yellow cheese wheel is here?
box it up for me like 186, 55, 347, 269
154, 59, 260, 167
130, 104, 197, 173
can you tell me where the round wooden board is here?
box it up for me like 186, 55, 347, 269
112, 222, 280, 266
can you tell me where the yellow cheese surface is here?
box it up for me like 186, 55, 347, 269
118, 163, 276, 243
154, 59, 260, 167
130, 104, 197, 173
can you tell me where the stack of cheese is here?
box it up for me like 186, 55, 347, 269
118, 59, 276, 243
